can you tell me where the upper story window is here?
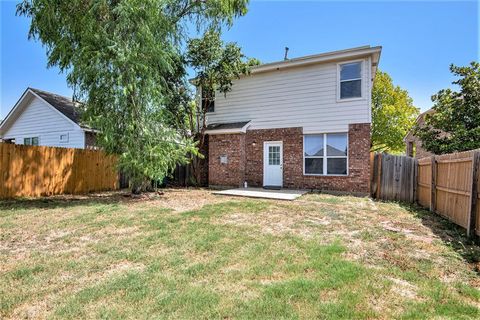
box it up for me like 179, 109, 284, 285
339, 61, 362, 100
202, 88, 215, 113
24, 137, 39, 146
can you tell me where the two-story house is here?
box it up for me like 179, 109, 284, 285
202, 46, 382, 193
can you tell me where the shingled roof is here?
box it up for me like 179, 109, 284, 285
205, 121, 251, 131
204, 121, 251, 134
29, 88, 86, 127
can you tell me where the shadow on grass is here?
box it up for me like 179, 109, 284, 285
398, 202, 480, 272
0, 190, 146, 211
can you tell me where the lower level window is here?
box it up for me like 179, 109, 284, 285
24, 137, 39, 146
304, 133, 348, 175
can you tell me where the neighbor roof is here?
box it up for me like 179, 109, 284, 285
29, 88, 85, 126
0, 88, 92, 136
403, 108, 435, 141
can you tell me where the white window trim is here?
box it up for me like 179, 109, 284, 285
303, 133, 349, 176
60, 133, 69, 143
24, 136, 40, 146
336, 59, 365, 102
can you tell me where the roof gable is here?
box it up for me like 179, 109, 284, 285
29, 88, 83, 125
0, 88, 85, 136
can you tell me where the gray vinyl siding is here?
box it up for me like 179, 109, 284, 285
207, 57, 372, 133
2, 96, 85, 148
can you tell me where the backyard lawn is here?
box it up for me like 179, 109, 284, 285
1, 189, 479, 319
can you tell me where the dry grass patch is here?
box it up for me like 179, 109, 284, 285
1, 189, 479, 319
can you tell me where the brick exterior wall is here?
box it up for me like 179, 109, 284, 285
208, 133, 246, 188
245, 127, 302, 188
405, 111, 434, 159
405, 137, 433, 159
208, 123, 371, 193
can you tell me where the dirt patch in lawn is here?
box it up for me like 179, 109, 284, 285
217, 205, 328, 238
139, 188, 231, 212
1, 189, 479, 319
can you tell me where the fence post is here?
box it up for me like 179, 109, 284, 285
376, 153, 382, 199
413, 158, 418, 203
430, 156, 436, 213
467, 152, 480, 238
369, 152, 375, 197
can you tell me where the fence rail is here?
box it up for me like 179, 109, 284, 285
371, 149, 480, 238
0, 143, 119, 199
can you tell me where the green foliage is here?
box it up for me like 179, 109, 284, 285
186, 29, 259, 130
16, 0, 249, 192
415, 62, 480, 154
372, 70, 419, 154
184, 29, 258, 183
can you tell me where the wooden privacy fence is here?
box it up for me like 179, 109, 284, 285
0, 143, 119, 199
371, 149, 480, 237
371, 153, 417, 203
417, 150, 480, 237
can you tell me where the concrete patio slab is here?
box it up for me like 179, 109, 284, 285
213, 187, 308, 201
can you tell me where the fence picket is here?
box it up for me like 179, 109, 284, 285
372, 149, 480, 238
0, 143, 118, 199
468, 152, 480, 237
431, 156, 436, 213
371, 153, 416, 203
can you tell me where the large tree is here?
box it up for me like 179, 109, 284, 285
415, 62, 480, 154
17, 0, 249, 193
185, 29, 259, 183
371, 70, 419, 154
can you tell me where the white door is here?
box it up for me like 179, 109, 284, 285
263, 141, 283, 187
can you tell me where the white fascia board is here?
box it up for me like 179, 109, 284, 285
190, 46, 382, 84
251, 46, 382, 74
0, 88, 31, 135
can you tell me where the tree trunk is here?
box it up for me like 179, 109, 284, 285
131, 179, 152, 194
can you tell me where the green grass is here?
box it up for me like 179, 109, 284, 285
0, 189, 479, 319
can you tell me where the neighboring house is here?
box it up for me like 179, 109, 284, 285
0, 88, 97, 149
404, 109, 435, 159
202, 45, 382, 193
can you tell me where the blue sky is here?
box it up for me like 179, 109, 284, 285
1, 0, 478, 118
